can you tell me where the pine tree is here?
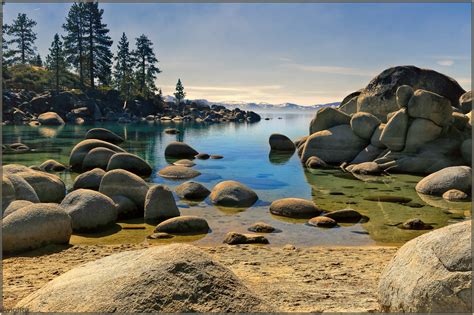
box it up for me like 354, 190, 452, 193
174, 79, 186, 105
63, 2, 86, 87
82, 2, 113, 88
46, 33, 67, 92
2, 24, 12, 68
113, 32, 133, 100
32, 53, 42, 66
6, 13, 37, 64
132, 34, 161, 97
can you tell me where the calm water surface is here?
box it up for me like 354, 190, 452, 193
3, 112, 471, 246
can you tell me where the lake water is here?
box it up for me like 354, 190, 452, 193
3, 112, 471, 247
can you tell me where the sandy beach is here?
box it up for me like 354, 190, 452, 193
3, 243, 397, 312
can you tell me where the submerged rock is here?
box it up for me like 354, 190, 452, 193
269, 198, 321, 218
248, 222, 276, 233
85, 128, 124, 144
308, 216, 338, 228
158, 165, 201, 179
442, 189, 469, 201
269, 133, 295, 151
399, 218, 433, 230
378, 220, 471, 312
223, 232, 269, 245
323, 209, 362, 223
39, 159, 67, 172
164, 141, 199, 158
16, 244, 270, 312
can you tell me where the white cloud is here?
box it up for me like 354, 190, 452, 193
281, 63, 376, 77
437, 59, 454, 66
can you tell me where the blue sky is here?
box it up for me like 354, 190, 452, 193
3, 3, 471, 105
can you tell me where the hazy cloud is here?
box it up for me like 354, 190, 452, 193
281, 63, 376, 77
437, 59, 454, 66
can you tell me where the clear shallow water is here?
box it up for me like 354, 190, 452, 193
3, 112, 471, 246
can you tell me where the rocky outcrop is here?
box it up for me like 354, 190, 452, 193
39, 159, 67, 172
16, 244, 270, 312
378, 220, 471, 312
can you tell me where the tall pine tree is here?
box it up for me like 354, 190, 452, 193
32, 53, 42, 66
83, 2, 113, 88
113, 32, 133, 100
132, 34, 161, 97
6, 13, 37, 64
174, 79, 186, 105
46, 33, 67, 92
63, 2, 86, 87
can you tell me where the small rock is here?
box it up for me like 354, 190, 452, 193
269, 133, 295, 151
175, 181, 210, 200
323, 209, 362, 223
195, 153, 210, 160
154, 216, 209, 234
85, 128, 124, 144
269, 198, 321, 218
305, 156, 327, 169
400, 218, 433, 230
158, 165, 201, 179
248, 222, 276, 233
39, 159, 67, 172
210, 155, 223, 159
442, 189, 469, 201
308, 216, 338, 228
223, 232, 269, 245
173, 159, 196, 167
210, 180, 258, 208
147, 232, 174, 239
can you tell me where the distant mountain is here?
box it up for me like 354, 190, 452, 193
164, 95, 340, 111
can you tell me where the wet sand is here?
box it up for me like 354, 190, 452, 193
2, 243, 397, 312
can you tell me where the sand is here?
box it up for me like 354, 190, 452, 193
2, 243, 397, 312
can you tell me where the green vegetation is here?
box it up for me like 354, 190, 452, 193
174, 79, 186, 105
46, 34, 68, 92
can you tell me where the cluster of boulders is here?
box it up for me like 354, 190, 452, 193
2, 89, 261, 126
294, 66, 471, 175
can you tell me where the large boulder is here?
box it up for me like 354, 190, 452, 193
269, 198, 321, 218
99, 169, 149, 209
3, 203, 72, 253
407, 89, 453, 127
3, 200, 33, 218
301, 124, 368, 163
73, 168, 106, 191
415, 166, 471, 196
395, 85, 414, 107
350, 144, 384, 164
379, 108, 409, 151
210, 180, 258, 208
82, 147, 117, 170
85, 128, 124, 144
164, 141, 199, 158
16, 244, 270, 312
144, 185, 180, 221
269, 134, 295, 151
111, 195, 139, 219
154, 216, 209, 234
2, 163, 31, 175
378, 220, 471, 313
69, 139, 125, 172
459, 90, 472, 114
17, 171, 66, 203
175, 181, 211, 200
38, 112, 65, 126
2, 176, 16, 210
5, 174, 39, 203
106, 152, 152, 176
60, 189, 117, 231
350, 112, 381, 139
338, 96, 358, 115
356, 66, 465, 121
370, 123, 386, 148
404, 118, 442, 153
309, 107, 351, 134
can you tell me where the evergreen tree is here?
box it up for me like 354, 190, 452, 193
46, 33, 67, 92
6, 13, 37, 64
82, 2, 113, 88
63, 2, 86, 87
113, 32, 133, 99
174, 79, 186, 105
132, 34, 161, 97
2, 24, 12, 68
32, 53, 42, 66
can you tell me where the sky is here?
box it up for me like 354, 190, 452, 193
2, 3, 472, 105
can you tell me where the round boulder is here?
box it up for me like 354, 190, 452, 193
248, 222, 276, 233
323, 209, 362, 223
415, 166, 472, 196
17, 171, 66, 203
144, 185, 180, 221
38, 112, 65, 126
350, 112, 381, 139
442, 189, 469, 202
70, 139, 125, 172
106, 152, 152, 176
154, 216, 209, 234
407, 89, 453, 127
173, 159, 196, 167
269, 198, 321, 218
378, 220, 471, 312
269, 133, 295, 151
158, 165, 201, 179
164, 141, 199, 158
39, 159, 67, 172
210, 180, 258, 208
85, 128, 124, 144
396, 85, 414, 107
73, 168, 106, 191
16, 244, 270, 312
308, 216, 337, 228
82, 147, 117, 171
99, 169, 149, 209
309, 107, 351, 134
379, 108, 409, 151
3, 203, 72, 253
60, 189, 117, 231
404, 119, 442, 154
175, 181, 210, 200
2, 176, 16, 210
5, 174, 39, 203
3, 200, 33, 218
